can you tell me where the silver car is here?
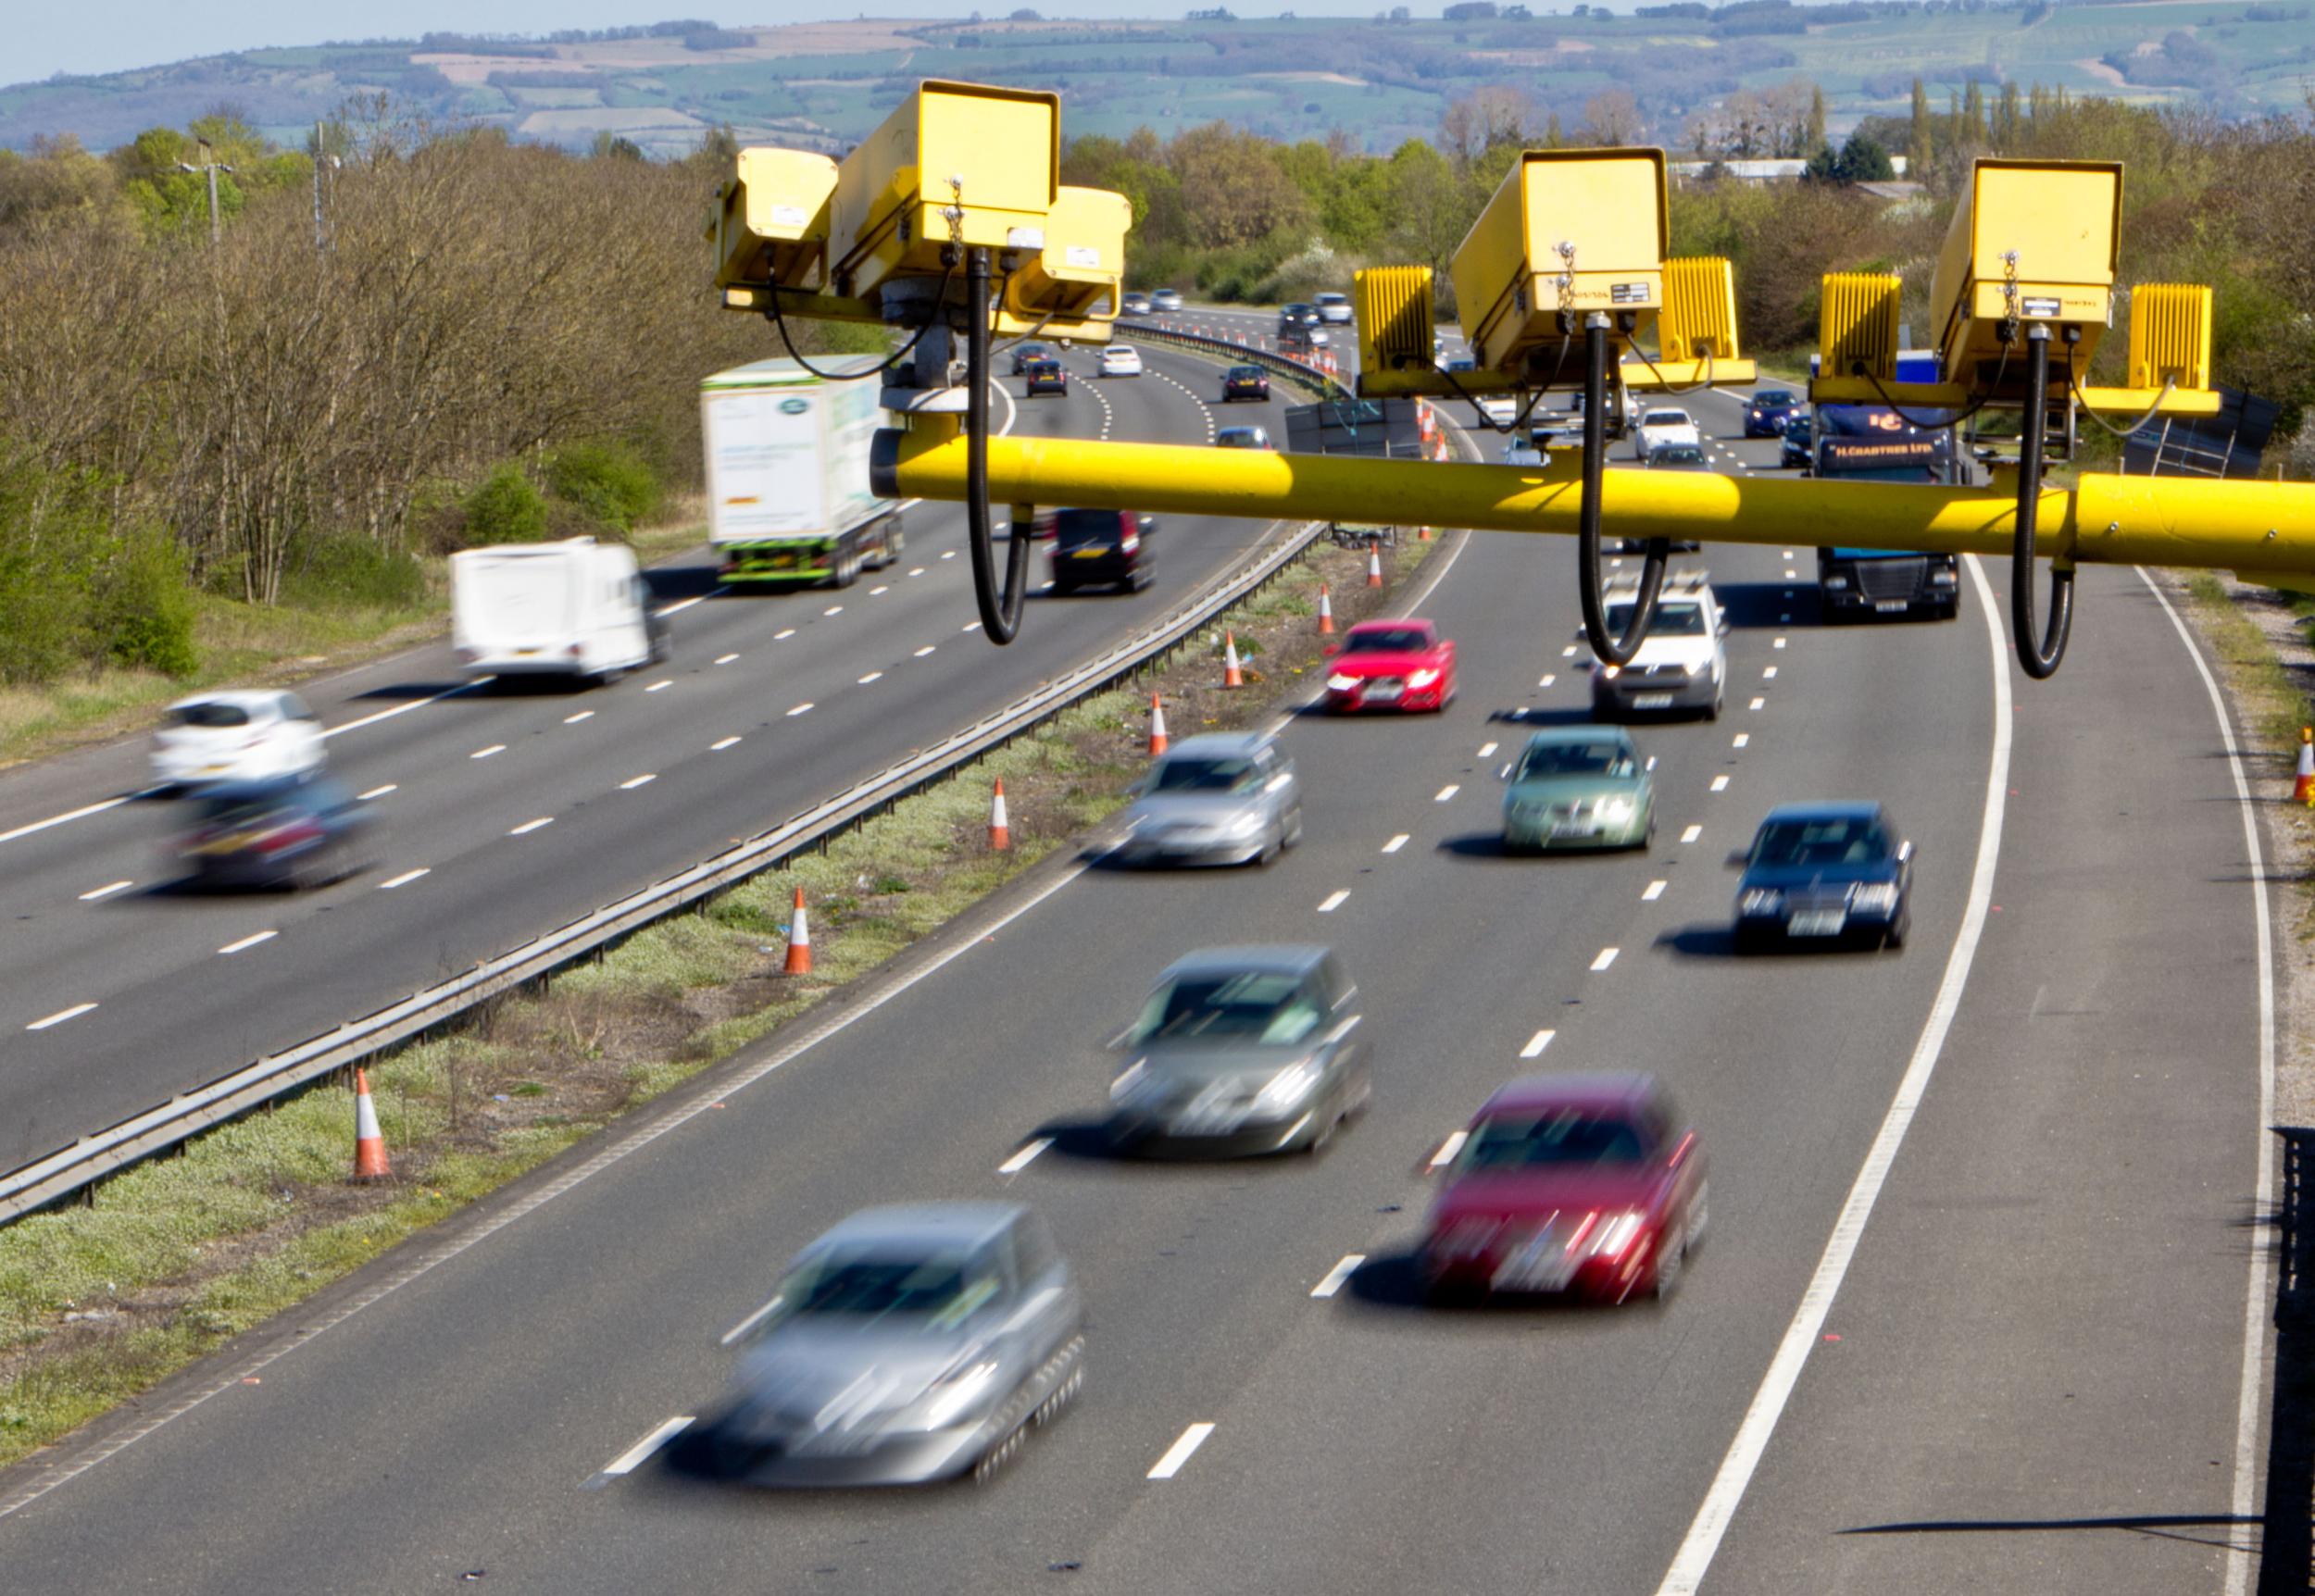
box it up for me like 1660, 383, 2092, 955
1107, 945, 1370, 1156
701, 1203, 1084, 1487
1116, 731, 1303, 867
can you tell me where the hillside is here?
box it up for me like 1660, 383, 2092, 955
5, 4, 2313, 157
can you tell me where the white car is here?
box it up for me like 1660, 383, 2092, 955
1633, 406, 1702, 459
1586, 572, 1728, 720
1476, 395, 1520, 428
151, 690, 327, 790
1313, 292, 1354, 324
1098, 345, 1144, 377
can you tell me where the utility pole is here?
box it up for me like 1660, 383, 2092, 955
177, 139, 235, 245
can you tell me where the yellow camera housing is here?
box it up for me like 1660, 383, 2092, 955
997, 185, 1132, 340
1928, 157, 2120, 393
711, 147, 840, 298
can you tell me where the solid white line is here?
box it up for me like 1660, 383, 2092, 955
1643, 880, 1667, 902
858, 672, 884, 685
1520, 1029, 1556, 1058
218, 930, 277, 955
378, 868, 430, 891
26, 1003, 97, 1031
2137, 568, 2277, 1596
1435, 784, 1459, 803
564, 711, 594, 725
715, 653, 738, 666
321, 678, 491, 741
914, 646, 936, 658
644, 680, 672, 693
1653, 554, 2011, 1596
1310, 1255, 1365, 1299
1429, 1129, 1469, 1167
1317, 890, 1350, 913
1709, 775, 1731, 792
470, 744, 506, 760
602, 1415, 694, 1478
1681, 824, 1702, 844
710, 736, 741, 752
774, 628, 797, 641
509, 817, 554, 835
1477, 741, 1498, 758
1147, 1422, 1216, 1479
619, 774, 657, 791
78, 880, 134, 902
1382, 834, 1408, 854
997, 1139, 1052, 1176
1590, 947, 1619, 972
358, 784, 398, 800
0, 794, 141, 847
786, 703, 814, 717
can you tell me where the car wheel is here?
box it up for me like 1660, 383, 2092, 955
1732, 923, 1765, 955
1884, 914, 1908, 951
1652, 1220, 1686, 1300
1283, 805, 1305, 848
1053, 577, 1076, 596
1256, 824, 1283, 867
1686, 1181, 1709, 1251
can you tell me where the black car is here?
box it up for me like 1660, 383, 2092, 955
1646, 443, 1710, 471
177, 773, 375, 890
1222, 364, 1270, 403
1780, 411, 1815, 469
1278, 303, 1320, 331
1743, 389, 1799, 438
1730, 801, 1911, 953
1010, 340, 1057, 377
1024, 357, 1069, 396
1050, 506, 1156, 594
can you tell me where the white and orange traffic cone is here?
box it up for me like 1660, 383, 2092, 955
2297, 727, 2315, 804
1418, 524, 1433, 542
1316, 583, 1335, 635
351, 1066, 391, 1182
784, 887, 813, 975
989, 779, 1012, 851
1148, 692, 1170, 756
1222, 632, 1245, 689
1365, 542, 1384, 588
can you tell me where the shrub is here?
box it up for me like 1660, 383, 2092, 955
281, 533, 428, 610
463, 464, 549, 545
94, 532, 197, 678
545, 439, 660, 533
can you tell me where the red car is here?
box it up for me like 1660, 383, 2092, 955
1323, 618, 1458, 713
1422, 1073, 1706, 1305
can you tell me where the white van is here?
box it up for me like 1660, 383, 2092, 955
451, 537, 666, 683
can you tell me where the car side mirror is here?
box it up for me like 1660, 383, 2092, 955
1645, 755, 1658, 771
1725, 850, 1750, 869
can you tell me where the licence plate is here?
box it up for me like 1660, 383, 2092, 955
1874, 600, 1908, 613
1072, 548, 1106, 558
1790, 909, 1847, 937
1495, 1237, 1577, 1291
1633, 692, 1674, 709
1549, 823, 1597, 840
1364, 681, 1404, 702
1173, 1104, 1249, 1136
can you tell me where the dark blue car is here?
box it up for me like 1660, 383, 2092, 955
1730, 801, 1911, 952
177, 773, 376, 890
1744, 388, 1799, 438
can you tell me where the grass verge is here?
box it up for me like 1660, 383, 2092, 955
0, 523, 1441, 1470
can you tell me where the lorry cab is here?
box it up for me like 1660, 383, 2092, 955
451, 537, 666, 684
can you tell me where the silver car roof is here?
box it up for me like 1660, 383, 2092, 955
804, 1202, 1030, 1255
1158, 731, 1276, 760
1154, 944, 1332, 982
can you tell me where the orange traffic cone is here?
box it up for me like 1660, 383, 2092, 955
989, 779, 1012, 851
784, 888, 813, 975
1222, 632, 1245, 689
1418, 525, 1433, 542
351, 1066, 391, 1182
2297, 727, 2315, 804
1316, 583, 1335, 635
1148, 692, 1170, 756
1365, 541, 1384, 588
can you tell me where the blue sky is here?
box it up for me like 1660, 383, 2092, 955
10, 4, 1379, 86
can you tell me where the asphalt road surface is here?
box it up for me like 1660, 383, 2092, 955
0, 384, 2274, 1596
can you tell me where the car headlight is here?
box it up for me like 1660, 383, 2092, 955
1327, 672, 1359, 692
1931, 568, 1958, 586
1254, 1059, 1320, 1113
1598, 664, 1620, 680
1739, 888, 1784, 916
1584, 1211, 1647, 1259
1408, 668, 1441, 689
918, 1360, 1000, 1430
1599, 796, 1635, 821
1823, 576, 1848, 590
1851, 882, 1901, 914
1225, 810, 1267, 838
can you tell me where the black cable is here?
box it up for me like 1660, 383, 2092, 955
1422, 338, 1568, 435
2068, 367, 2178, 438
1575, 316, 1668, 667
2010, 326, 2071, 679
1855, 359, 1998, 430
1622, 344, 1716, 398
962, 246, 1032, 644
765, 268, 954, 382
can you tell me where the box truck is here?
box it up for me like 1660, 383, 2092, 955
701, 355, 906, 588
451, 537, 667, 683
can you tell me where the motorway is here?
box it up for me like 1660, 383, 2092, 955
0, 377, 2277, 1592
0, 341, 1291, 1178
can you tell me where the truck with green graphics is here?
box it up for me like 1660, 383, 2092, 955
700, 356, 905, 588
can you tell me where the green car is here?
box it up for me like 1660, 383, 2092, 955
1501, 727, 1655, 854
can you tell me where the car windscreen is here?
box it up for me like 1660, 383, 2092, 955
1603, 600, 1706, 636
774, 1249, 1000, 1330
171, 702, 253, 729
1228, 367, 1264, 380
1751, 817, 1889, 867
1130, 971, 1320, 1045
1649, 446, 1707, 468
1515, 742, 1633, 779
1341, 628, 1431, 655
1053, 509, 1123, 548
1753, 391, 1795, 407
1644, 411, 1692, 428
1462, 1111, 1648, 1169
1149, 756, 1258, 793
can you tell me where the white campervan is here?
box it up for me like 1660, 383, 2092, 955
450, 537, 665, 684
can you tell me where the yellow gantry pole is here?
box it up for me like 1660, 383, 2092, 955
872, 425, 2315, 580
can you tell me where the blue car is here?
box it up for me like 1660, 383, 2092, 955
1730, 801, 1911, 952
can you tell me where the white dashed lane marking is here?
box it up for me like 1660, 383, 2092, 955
1710, 775, 1732, 792
1430, 1129, 1470, 1167
1477, 742, 1498, 758
1383, 834, 1408, 854
1591, 947, 1620, 972
710, 737, 741, 752
1750, 697, 1766, 711
358, 784, 398, 800
1310, 1255, 1365, 1299
471, 744, 506, 760
859, 672, 884, 685
774, 629, 797, 641
786, 703, 814, 717
1520, 1029, 1556, 1058
1435, 784, 1459, 803
1682, 825, 1703, 844
78, 880, 133, 902
1318, 891, 1350, 913
1733, 733, 1749, 748
219, 930, 278, 956
379, 868, 430, 891
1643, 880, 1667, 902
1148, 1423, 1216, 1480
27, 1003, 98, 1031
619, 775, 657, 791
715, 654, 738, 666
997, 1139, 1052, 1177
644, 680, 672, 693
509, 817, 555, 835
563, 712, 594, 725
913, 646, 936, 658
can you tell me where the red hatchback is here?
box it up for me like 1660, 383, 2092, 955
1422, 1074, 1706, 1304
1323, 618, 1458, 713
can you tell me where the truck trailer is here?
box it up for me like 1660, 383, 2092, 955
701, 355, 906, 588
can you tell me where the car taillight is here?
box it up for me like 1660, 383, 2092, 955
253, 818, 323, 854
1120, 535, 1138, 555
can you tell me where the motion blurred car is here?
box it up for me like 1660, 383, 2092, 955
1023, 357, 1068, 397
1048, 506, 1154, 594
1313, 291, 1354, 324
1116, 731, 1303, 867
151, 690, 326, 791
1097, 345, 1144, 378
1323, 617, 1458, 713
1278, 303, 1320, 331
1780, 411, 1815, 470
177, 772, 373, 890
1009, 340, 1057, 377
1282, 325, 1332, 351
1743, 388, 1800, 437
1107, 945, 1369, 1155
1120, 292, 1153, 318
1605, 535, 1703, 555
698, 1203, 1084, 1487
1474, 394, 1520, 428
1587, 573, 1726, 721
1731, 801, 1912, 952
1645, 443, 1710, 471
1500, 727, 1655, 853
1215, 425, 1272, 450
1221, 364, 1270, 403
1632, 406, 1701, 459
1421, 1073, 1706, 1303
1150, 288, 1184, 313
